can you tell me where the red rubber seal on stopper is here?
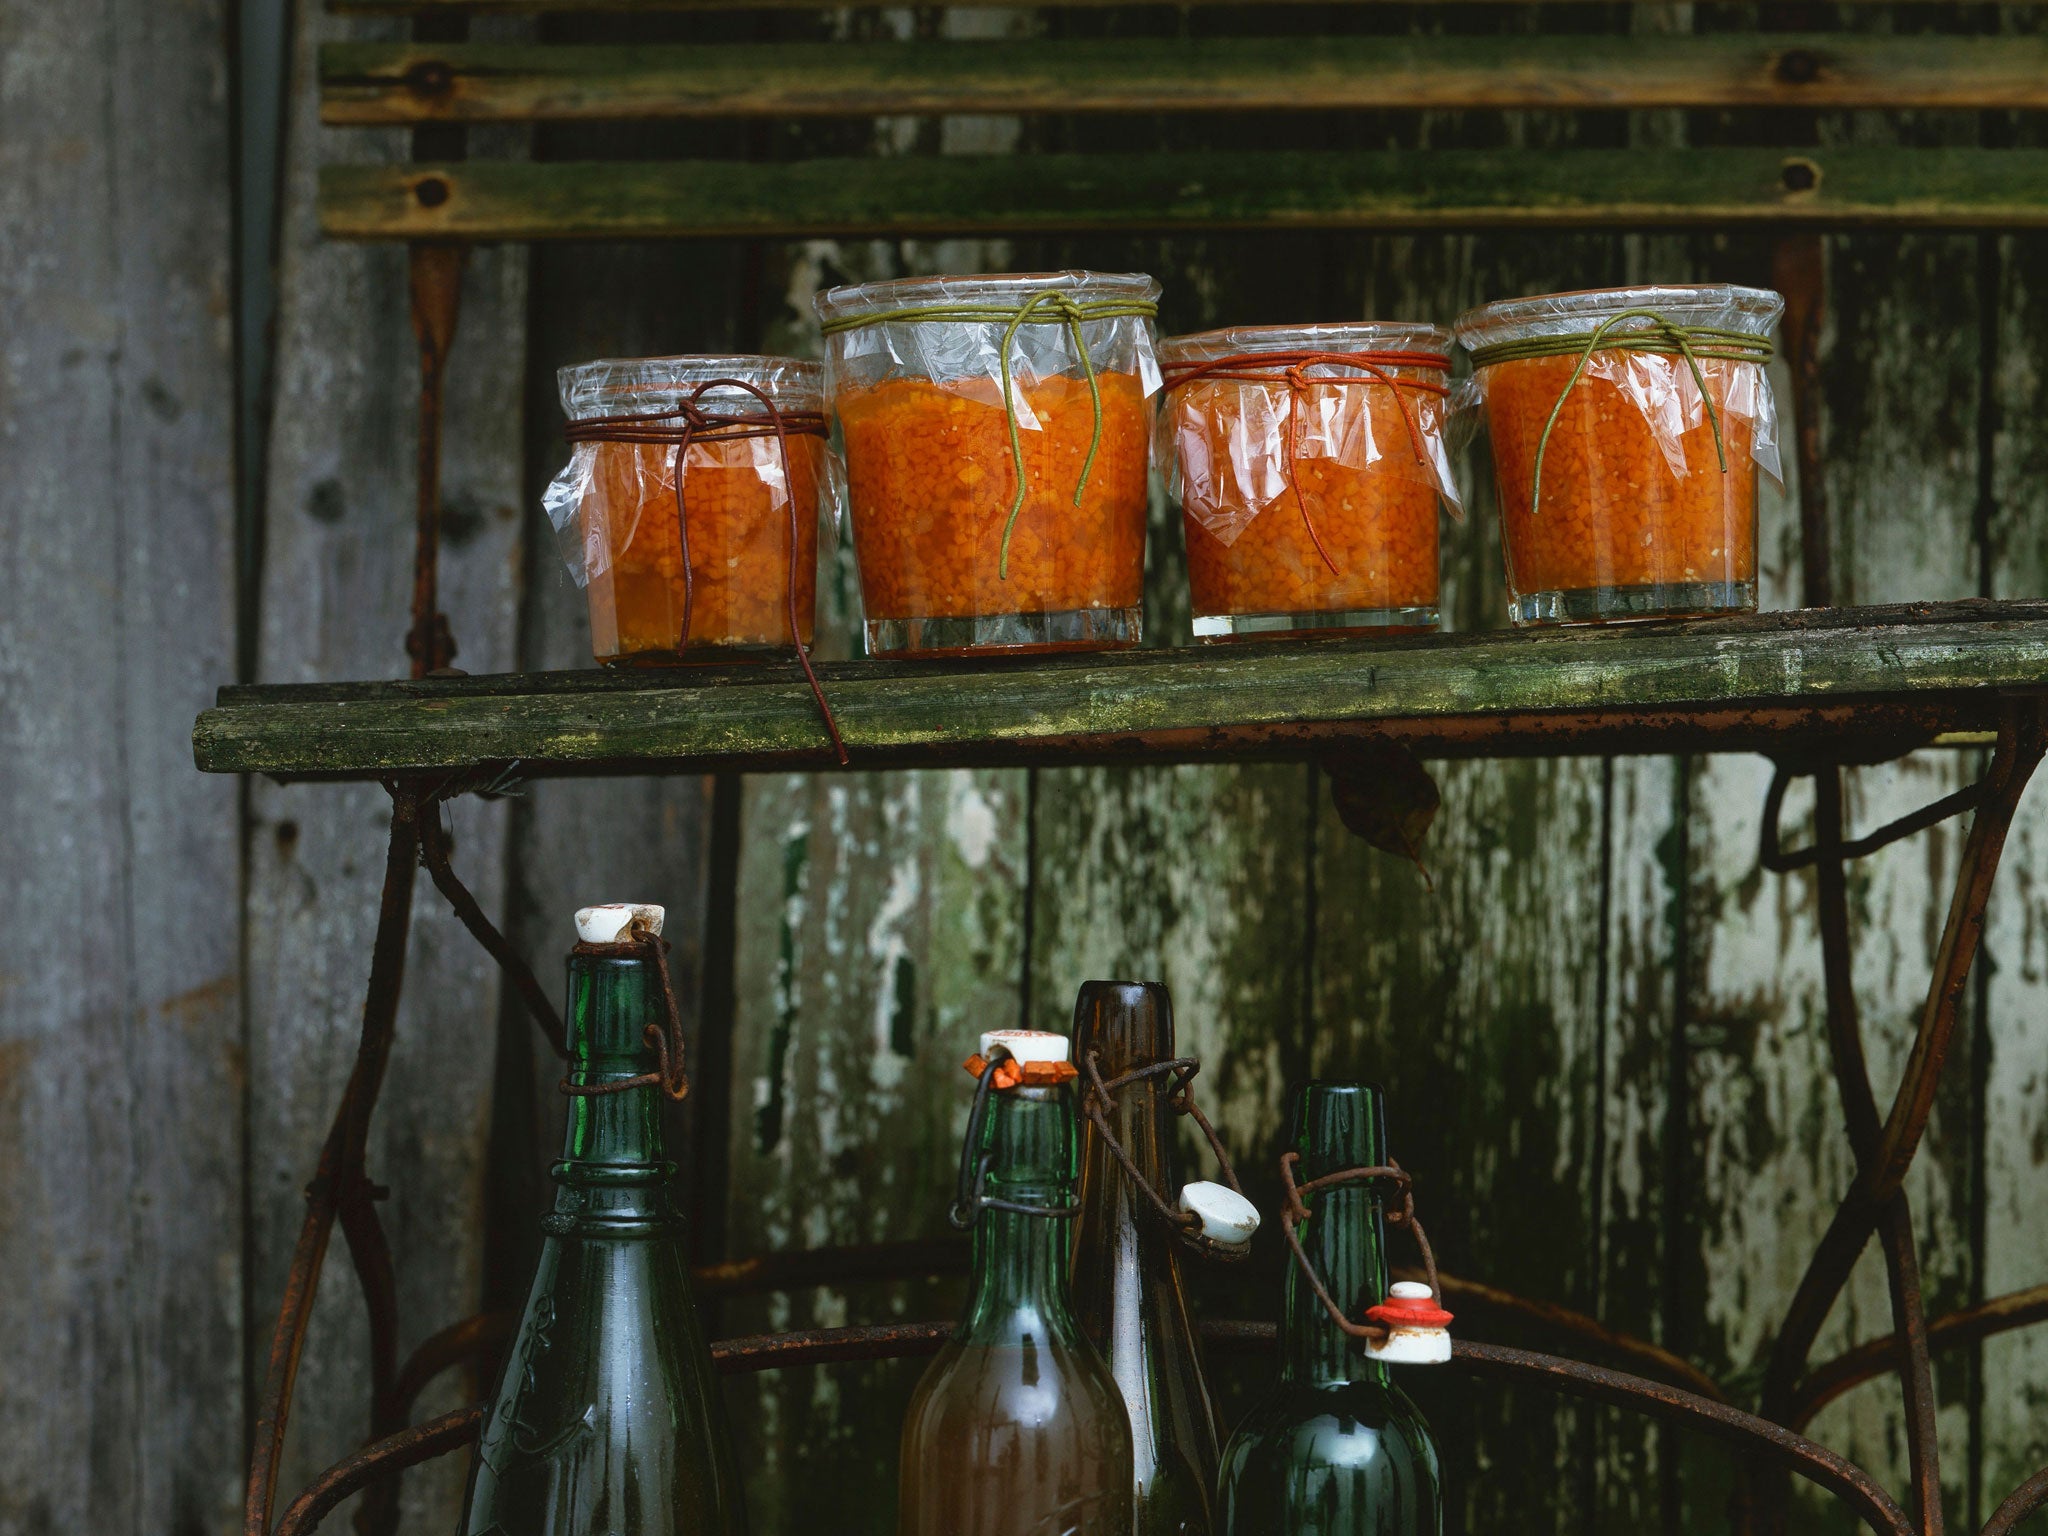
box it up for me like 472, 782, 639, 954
1364, 1290, 1455, 1330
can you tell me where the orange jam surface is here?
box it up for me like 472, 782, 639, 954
583, 435, 822, 662
1169, 378, 1441, 625
1483, 354, 1758, 599
835, 371, 1149, 638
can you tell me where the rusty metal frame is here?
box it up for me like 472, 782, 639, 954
240, 224, 2048, 1536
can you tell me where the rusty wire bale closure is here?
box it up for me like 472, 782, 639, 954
1080, 1049, 1251, 1262
1279, 1149, 1442, 1345
950, 1047, 1081, 1229
559, 915, 691, 1101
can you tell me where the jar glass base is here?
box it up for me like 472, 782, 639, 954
1193, 606, 1439, 641
1509, 579, 1756, 627
864, 606, 1142, 657
598, 641, 802, 667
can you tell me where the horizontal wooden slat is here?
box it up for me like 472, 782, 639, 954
193, 603, 2048, 781
320, 35, 2048, 124
319, 147, 2048, 240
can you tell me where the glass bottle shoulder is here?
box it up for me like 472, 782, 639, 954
1221, 1377, 1439, 1483
905, 1328, 1130, 1439
900, 1333, 1135, 1536
464, 1232, 745, 1536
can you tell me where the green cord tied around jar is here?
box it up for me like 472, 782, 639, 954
1468, 307, 1775, 519
820, 286, 1160, 578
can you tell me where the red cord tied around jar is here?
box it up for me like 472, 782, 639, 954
566, 377, 848, 766
1160, 349, 1453, 577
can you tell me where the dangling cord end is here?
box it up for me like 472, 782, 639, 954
672, 436, 698, 651
1528, 308, 1730, 521
796, 640, 849, 766
1285, 369, 1342, 577
1067, 308, 1107, 512
641, 918, 692, 1102
995, 296, 1048, 583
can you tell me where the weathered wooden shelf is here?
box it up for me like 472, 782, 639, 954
318, 34, 2048, 123
193, 602, 2048, 782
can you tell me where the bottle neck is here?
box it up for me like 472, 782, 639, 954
961, 1086, 1083, 1344
1073, 981, 1176, 1201
1283, 1183, 1392, 1387
1070, 976, 1180, 1287
1281, 1083, 1394, 1388
557, 953, 671, 1196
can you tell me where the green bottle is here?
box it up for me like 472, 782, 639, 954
1217, 1082, 1442, 1536
898, 1030, 1134, 1536
461, 904, 746, 1536
1070, 982, 1220, 1536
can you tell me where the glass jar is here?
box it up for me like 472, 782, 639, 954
1158, 322, 1458, 639
544, 354, 834, 665
1456, 285, 1782, 626
816, 271, 1160, 657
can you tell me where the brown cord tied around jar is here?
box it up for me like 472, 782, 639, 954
1278, 1151, 1449, 1345
1160, 348, 1452, 577
560, 914, 692, 1103
1080, 1050, 1253, 1263
565, 376, 848, 765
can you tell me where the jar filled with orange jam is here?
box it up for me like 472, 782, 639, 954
545, 355, 836, 665
1456, 285, 1783, 626
816, 271, 1160, 656
1158, 322, 1459, 639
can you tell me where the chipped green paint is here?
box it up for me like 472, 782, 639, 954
756, 821, 810, 1157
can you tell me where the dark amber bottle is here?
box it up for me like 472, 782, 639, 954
1070, 981, 1221, 1536
1217, 1082, 1441, 1536
460, 905, 746, 1536
898, 1030, 1134, 1536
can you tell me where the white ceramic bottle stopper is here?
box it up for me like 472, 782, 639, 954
1179, 1181, 1261, 1248
979, 1029, 1070, 1064
1362, 1280, 1455, 1365
575, 903, 665, 944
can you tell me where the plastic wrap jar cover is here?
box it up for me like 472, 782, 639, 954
1455, 285, 1782, 626
1158, 321, 1459, 639
543, 354, 838, 663
816, 271, 1161, 657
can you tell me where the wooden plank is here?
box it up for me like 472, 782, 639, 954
1655, 63, 1994, 1527
192, 603, 2048, 779
319, 34, 2048, 124
696, 227, 1033, 1535
0, 0, 242, 1526
317, 148, 2048, 241
1306, 228, 1621, 1535
1977, 56, 2048, 1516
1796, 225, 1987, 1529
241, 7, 529, 1529
719, 765, 1029, 1533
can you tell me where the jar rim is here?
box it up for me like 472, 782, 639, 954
1160, 320, 1452, 366
813, 269, 1161, 324
556, 353, 824, 418
1453, 285, 1784, 349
